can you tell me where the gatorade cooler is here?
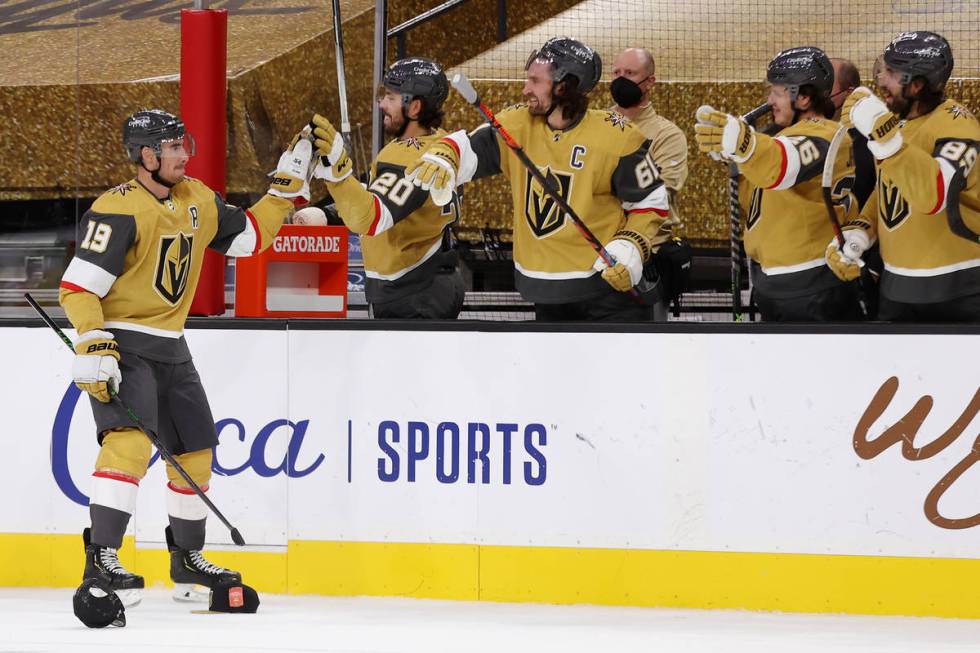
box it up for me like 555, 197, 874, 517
235, 225, 348, 318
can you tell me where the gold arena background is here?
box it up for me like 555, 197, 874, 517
0, 0, 977, 245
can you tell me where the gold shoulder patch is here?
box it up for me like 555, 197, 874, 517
604, 110, 629, 131
947, 105, 974, 121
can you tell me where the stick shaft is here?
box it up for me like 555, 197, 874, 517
24, 293, 246, 546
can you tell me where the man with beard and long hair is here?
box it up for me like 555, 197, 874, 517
826, 31, 980, 321
310, 57, 464, 319
400, 37, 670, 322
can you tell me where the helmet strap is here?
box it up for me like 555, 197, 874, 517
141, 151, 176, 189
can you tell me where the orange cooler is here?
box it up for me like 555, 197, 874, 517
235, 225, 348, 318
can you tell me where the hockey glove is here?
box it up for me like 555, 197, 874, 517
593, 230, 650, 292
405, 139, 459, 207
841, 87, 902, 160
268, 130, 315, 204
694, 106, 757, 163
72, 330, 121, 403
311, 114, 354, 183
825, 227, 871, 282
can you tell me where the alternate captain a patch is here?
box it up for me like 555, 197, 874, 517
154, 232, 193, 304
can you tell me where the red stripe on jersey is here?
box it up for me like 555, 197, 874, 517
93, 471, 140, 486
766, 139, 789, 190
59, 281, 91, 294
440, 137, 460, 157
244, 209, 261, 255
627, 207, 669, 217
928, 169, 946, 215
168, 481, 209, 495
367, 195, 382, 236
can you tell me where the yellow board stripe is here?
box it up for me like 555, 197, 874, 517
4, 533, 980, 619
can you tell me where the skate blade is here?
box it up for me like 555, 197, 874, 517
117, 588, 142, 608
172, 583, 210, 603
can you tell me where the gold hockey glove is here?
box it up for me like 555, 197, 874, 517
268, 129, 315, 203
694, 106, 757, 163
841, 87, 903, 160
405, 139, 459, 207
593, 230, 650, 292
311, 114, 354, 183
72, 330, 121, 403
825, 226, 871, 282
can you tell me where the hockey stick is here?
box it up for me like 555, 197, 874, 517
821, 125, 869, 318
24, 293, 246, 546
727, 102, 771, 322
450, 71, 645, 300
331, 0, 353, 154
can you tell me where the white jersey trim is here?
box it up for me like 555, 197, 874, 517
365, 239, 443, 282
452, 128, 481, 185
62, 257, 117, 298
760, 257, 826, 276
104, 321, 184, 339
931, 157, 957, 215
225, 213, 258, 257
769, 136, 803, 191
884, 258, 980, 278
622, 183, 670, 214
368, 195, 396, 236
514, 261, 598, 281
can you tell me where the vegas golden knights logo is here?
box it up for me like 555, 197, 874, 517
524, 167, 573, 238
877, 178, 910, 229
746, 187, 763, 230
154, 232, 193, 304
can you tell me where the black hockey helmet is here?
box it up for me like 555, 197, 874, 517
383, 57, 449, 109
766, 46, 834, 100
73, 578, 126, 628
122, 109, 189, 163
526, 37, 602, 94
882, 31, 954, 91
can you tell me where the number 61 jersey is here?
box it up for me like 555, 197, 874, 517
451, 106, 670, 303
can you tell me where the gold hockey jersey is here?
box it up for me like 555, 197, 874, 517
60, 178, 292, 361
322, 131, 460, 303
851, 99, 980, 303
741, 117, 855, 297
449, 106, 669, 303
617, 103, 689, 246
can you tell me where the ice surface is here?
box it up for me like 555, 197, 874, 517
2, 588, 980, 653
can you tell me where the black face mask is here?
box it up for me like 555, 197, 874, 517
611, 76, 644, 108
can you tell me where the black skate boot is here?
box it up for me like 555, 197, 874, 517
82, 527, 143, 607
166, 525, 241, 602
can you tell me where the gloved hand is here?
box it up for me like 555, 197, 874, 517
825, 228, 871, 282
72, 330, 121, 403
593, 231, 650, 292
695, 105, 723, 161
694, 106, 757, 163
310, 114, 354, 183
268, 129, 315, 203
405, 139, 459, 207
841, 87, 903, 160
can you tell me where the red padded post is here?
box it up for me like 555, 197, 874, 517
181, 8, 228, 316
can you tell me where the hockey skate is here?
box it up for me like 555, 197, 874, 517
166, 526, 241, 603
82, 527, 143, 608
